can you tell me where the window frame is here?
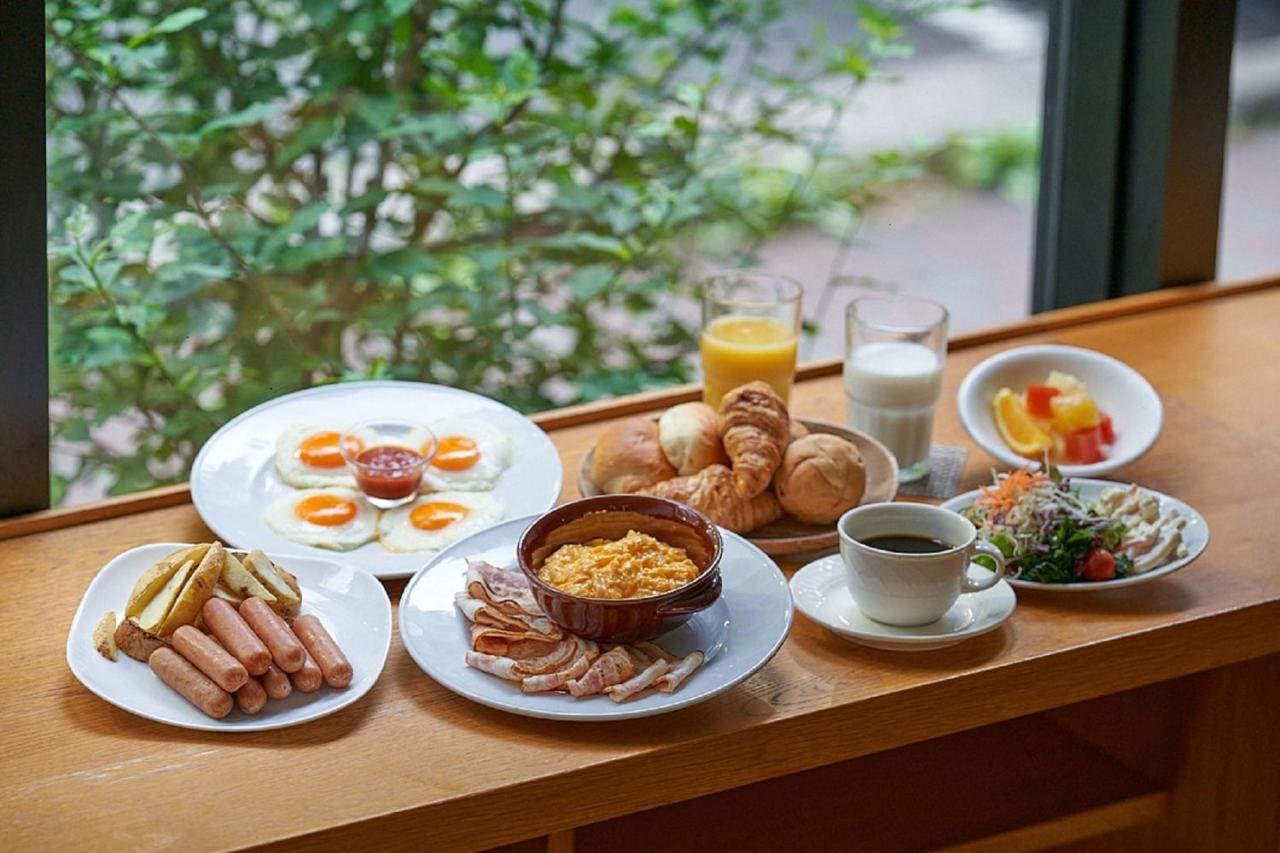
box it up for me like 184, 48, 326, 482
3, 0, 1244, 515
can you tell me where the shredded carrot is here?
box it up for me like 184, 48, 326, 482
976, 467, 1047, 512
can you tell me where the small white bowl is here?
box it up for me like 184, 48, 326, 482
957, 344, 1162, 478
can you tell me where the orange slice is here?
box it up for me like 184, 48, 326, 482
993, 388, 1052, 457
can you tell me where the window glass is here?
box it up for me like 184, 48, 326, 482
45, 1, 1043, 505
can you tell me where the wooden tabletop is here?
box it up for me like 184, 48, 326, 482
5, 279, 1280, 851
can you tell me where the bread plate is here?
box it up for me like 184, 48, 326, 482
67, 543, 392, 732
578, 418, 898, 556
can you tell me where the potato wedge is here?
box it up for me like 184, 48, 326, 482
212, 584, 244, 605
245, 549, 302, 616
137, 558, 196, 633
124, 543, 209, 619
93, 611, 118, 662
114, 617, 167, 662
221, 551, 276, 605
157, 542, 225, 637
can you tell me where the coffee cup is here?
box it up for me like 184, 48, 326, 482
837, 502, 1008, 626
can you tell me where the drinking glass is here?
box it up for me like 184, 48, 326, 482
844, 296, 948, 482
699, 271, 803, 408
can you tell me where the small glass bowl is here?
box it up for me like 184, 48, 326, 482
340, 419, 437, 509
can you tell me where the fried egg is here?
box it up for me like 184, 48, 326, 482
377, 491, 504, 553
262, 487, 378, 550
274, 425, 363, 488
422, 417, 513, 492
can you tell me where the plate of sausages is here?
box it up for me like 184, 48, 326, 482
67, 543, 391, 732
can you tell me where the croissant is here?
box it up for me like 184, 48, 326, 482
641, 465, 783, 534
718, 381, 790, 499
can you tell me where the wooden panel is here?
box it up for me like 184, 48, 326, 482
3, 282, 1280, 850
573, 715, 1166, 852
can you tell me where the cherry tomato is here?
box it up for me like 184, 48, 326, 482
1063, 425, 1105, 464
1081, 547, 1117, 582
1025, 385, 1059, 419
1099, 412, 1115, 444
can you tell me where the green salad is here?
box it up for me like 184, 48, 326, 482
961, 468, 1132, 583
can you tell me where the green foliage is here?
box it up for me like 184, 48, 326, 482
46, 0, 941, 501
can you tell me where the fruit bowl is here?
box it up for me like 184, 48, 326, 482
957, 344, 1163, 477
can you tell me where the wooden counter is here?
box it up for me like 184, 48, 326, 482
4, 279, 1279, 852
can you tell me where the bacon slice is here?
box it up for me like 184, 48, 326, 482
634, 641, 679, 664
521, 639, 599, 693
605, 659, 670, 703
466, 560, 540, 615
567, 647, 634, 697
454, 593, 562, 638
654, 650, 704, 693
509, 638, 580, 677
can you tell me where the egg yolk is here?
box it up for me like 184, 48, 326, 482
298, 432, 363, 468
411, 501, 470, 531
431, 435, 480, 471
294, 494, 358, 526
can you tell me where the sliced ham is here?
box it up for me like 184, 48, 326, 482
567, 647, 634, 697
604, 659, 670, 703
654, 650, 704, 693
455, 592, 563, 638
464, 651, 522, 681
466, 560, 540, 615
521, 639, 598, 693
470, 623, 563, 659
510, 638, 580, 677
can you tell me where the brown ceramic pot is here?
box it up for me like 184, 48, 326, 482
516, 495, 724, 643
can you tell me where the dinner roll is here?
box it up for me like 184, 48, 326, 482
773, 433, 866, 525
658, 402, 727, 475
589, 417, 677, 493
788, 418, 809, 442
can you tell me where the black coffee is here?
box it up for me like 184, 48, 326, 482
861, 534, 951, 554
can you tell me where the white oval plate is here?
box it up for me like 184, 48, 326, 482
400, 516, 794, 721
191, 381, 563, 578
791, 555, 1015, 651
957, 344, 1163, 478
940, 478, 1209, 591
67, 543, 392, 732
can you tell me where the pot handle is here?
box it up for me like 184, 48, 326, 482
656, 573, 722, 617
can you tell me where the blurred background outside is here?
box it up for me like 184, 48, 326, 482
45, 0, 1280, 505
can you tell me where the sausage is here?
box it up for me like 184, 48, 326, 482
239, 597, 305, 673
291, 651, 324, 693
202, 598, 271, 675
290, 615, 353, 688
259, 663, 293, 701
149, 647, 232, 719
171, 626, 249, 693
235, 676, 268, 715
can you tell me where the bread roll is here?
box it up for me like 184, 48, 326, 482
589, 417, 677, 493
788, 418, 809, 442
774, 434, 866, 525
658, 402, 727, 476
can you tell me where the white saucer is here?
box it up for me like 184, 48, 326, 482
790, 555, 1016, 651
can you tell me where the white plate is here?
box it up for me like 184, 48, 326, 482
940, 478, 1209, 591
66, 543, 392, 732
191, 381, 563, 578
957, 344, 1162, 478
791, 555, 1016, 651
399, 516, 794, 720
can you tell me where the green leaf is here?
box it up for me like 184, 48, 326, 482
129, 8, 209, 47
200, 103, 279, 136
565, 264, 615, 301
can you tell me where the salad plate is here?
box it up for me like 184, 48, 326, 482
791, 554, 1015, 651
400, 515, 793, 721
941, 476, 1209, 591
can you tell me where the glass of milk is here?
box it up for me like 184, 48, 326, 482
844, 296, 948, 482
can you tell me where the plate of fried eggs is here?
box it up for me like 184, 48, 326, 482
191, 382, 563, 578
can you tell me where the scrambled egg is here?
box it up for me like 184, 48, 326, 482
538, 530, 701, 599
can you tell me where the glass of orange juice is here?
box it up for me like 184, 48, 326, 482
700, 271, 803, 408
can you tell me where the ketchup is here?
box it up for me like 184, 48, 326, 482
353, 445, 424, 500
